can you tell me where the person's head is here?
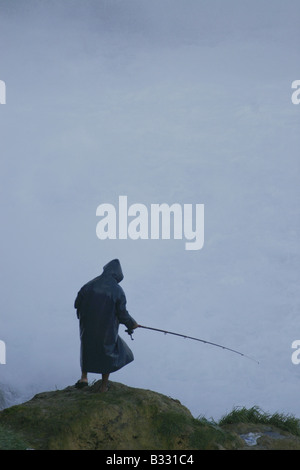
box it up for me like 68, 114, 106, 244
103, 259, 124, 283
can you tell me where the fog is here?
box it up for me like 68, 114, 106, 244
0, 0, 299, 420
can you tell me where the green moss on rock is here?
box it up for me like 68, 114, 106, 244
0, 381, 241, 450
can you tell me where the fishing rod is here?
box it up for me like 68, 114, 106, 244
126, 324, 259, 364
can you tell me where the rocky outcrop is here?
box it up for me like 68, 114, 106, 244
1, 381, 300, 450
0, 380, 241, 450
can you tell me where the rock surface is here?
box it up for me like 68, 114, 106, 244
1, 381, 300, 450
0, 380, 240, 450
223, 422, 300, 450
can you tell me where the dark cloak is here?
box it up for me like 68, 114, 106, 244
74, 259, 137, 374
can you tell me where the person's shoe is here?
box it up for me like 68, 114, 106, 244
75, 380, 89, 389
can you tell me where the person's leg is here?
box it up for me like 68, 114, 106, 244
80, 371, 88, 383
101, 373, 110, 392
75, 371, 88, 388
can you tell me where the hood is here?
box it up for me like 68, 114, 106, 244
103, 259, 124, 283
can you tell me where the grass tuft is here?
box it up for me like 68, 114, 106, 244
218, 406, 300, 437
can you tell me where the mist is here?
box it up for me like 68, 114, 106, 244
0, 0, 299, 420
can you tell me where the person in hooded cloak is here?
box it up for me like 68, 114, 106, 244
74, 259, 138, 392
